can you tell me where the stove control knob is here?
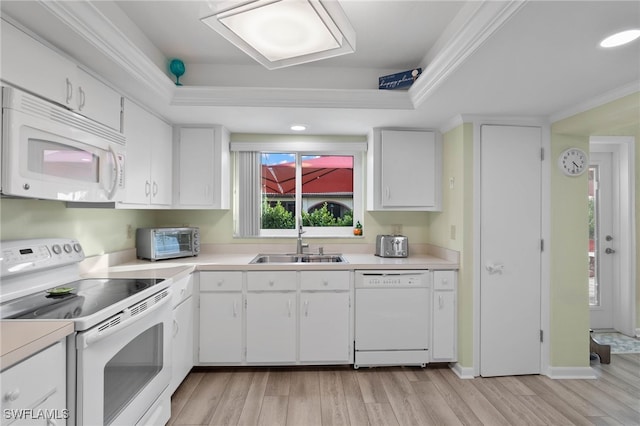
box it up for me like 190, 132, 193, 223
63, 244, 72, 253
73, 243, 82, 253
52, 244, 62, 255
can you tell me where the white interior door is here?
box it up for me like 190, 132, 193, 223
480, 125, 542, 377
589, 152, 615, 329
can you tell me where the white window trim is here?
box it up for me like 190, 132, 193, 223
233, 140, 365, 239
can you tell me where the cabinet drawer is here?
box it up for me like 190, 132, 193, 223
301, 271, 350, 291
433, 270, 456, 290
200, 271, 242, 292
1, 341, 66, 420
247, 271, 297, 291
172, 275, 193, 306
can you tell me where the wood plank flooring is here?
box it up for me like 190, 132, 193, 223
168, 354, 640, 426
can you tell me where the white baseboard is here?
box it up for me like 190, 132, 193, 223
546, 366, 596, 379
449, 362, 475, 379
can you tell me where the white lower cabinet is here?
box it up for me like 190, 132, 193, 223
170, 275, 194, 394
246, 292, 297, 363
246, 271, 297, 363
196, 270, 353, 366
299, 271, 351, 363
431, 270, 457, 362
199, 272, 243, 363
299, 292, 350, 362
1, 341, 67, 426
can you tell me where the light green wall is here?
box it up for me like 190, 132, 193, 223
426, 122, 474, 367
0, 198, 155, 256
548, 133, 591, 366
552, 92, 640, 339
155, 205, 432, 246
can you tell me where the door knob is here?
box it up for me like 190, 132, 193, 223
485, 263, 504, 275
605, 248, 616, 254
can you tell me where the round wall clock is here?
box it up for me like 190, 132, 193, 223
558, 148, 588, 176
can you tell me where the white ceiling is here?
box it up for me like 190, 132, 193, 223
1, 1, 639, 135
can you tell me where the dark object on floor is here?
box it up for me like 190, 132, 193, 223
590, 330, 611, 364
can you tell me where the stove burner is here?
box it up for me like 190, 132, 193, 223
0, 278, 164, 320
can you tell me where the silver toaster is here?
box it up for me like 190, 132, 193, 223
375, 234, 409, 258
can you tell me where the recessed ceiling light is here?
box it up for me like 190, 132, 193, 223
291, 125, 307, 131
599, 29, 640, 48
201, 0, 355, 70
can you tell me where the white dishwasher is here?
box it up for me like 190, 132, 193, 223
354, 270, 430, 368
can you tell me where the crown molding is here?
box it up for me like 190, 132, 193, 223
171, 86, 414, 109
549, 81, 640, 123
36, 0, 525, 112
409, 1, 527, 108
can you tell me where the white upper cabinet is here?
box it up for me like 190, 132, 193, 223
367, 128, 442, 211
75, 68, 122, 131
120, 99, 172, 208
1, 19, 122, 131
174, 127, 230, 209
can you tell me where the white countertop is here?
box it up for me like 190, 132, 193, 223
93, 252, 458, 275
0, 320, 74, 370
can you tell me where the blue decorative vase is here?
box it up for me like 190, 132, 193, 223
169, 59, 185, 86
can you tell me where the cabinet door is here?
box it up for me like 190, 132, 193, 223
76, 68, 122, 131
299, 292, 350, 363
150, 119, 173, 206
1, 20, 76, 107
381, 130, 436, 207
432, 291, 456, 361
121, 99, 152, 204
246, 292, 296, 363
178, 128, 215, 206
1, 341, 67, 426
171, 297, 194, 393
199, 292, 243, 363
121, 99, 172, 206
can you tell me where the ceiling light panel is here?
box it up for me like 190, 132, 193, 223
600, 29, 640, 48
201, 0, 355, 69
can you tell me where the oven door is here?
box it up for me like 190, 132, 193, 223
75, 289, 172, 426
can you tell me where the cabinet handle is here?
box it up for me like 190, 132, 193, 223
385, 186, 390, 199
145, 180, 151, 196
173, 319, 179, 337
65, 78, 73, 104
233, 300, 238, 317
304, 300, 309, 316
439, 295, 444, 309
217, 280, 224, 287
287, 299, 292, 317
4, 388, 20, 402
152, 181, 158, 196
78, 86, 86, 110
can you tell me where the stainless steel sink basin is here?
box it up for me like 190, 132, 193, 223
249, 253, 346, 264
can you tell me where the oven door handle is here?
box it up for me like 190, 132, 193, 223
79, 289, 171, 348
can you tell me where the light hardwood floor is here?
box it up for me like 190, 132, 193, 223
168, 354, 640, 426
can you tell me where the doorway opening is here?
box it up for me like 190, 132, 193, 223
589, 136, 636, 337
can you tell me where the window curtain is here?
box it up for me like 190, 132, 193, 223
236, 151, 261, 237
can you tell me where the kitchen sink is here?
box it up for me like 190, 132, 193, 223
249, 253, 346, 264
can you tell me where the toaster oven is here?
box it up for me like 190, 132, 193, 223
136, 227, 200, 261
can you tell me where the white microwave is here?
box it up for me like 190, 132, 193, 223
1, 86, 125, 202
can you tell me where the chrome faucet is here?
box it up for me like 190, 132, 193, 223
296, 222, 308, 254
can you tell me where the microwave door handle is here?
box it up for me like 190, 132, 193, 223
107, 146, 121, 200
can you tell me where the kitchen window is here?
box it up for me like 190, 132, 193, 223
232, 138, 365, 238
